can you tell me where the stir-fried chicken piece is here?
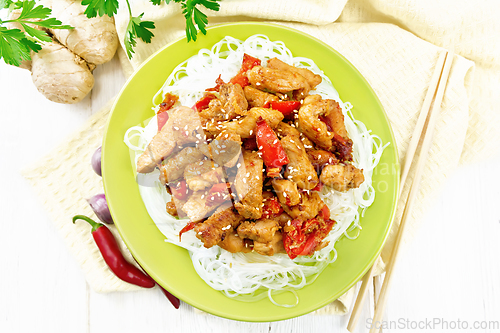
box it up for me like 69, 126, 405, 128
218, 231, 252, 253
298, 95, 353, 161
199, 83, 248, 121
137, 106, 205, 173
282, 191, 325, 221
237, 219, 280, 243
181, 190, 229, 223
297, 95, 337, 150
158, 147, 205, 184
274, 121, 301, 139
273, 212, 293, 228
200, 131, 242, 168
271, 179, 301, 206
233, 150, 264, 219
267, 58, 322, 89
307, 149, 339, 173
183, 159, 225, 191
243, 85, 278, 108
281, 134, 318, 190
320, 164, 364, 192
209, 107, 284, 138
165, 199, 178, 217
247, 65, 311, 99
253, 232, 285, 256
194, 206, 244, 248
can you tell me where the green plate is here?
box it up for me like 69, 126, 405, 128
102, 22, 399, 322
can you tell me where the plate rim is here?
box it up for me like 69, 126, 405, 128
102, 21, 400, 322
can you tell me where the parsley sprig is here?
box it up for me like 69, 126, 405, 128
0, 0, 72, 66
82, 0, 221, 58
0, 0, 220, 66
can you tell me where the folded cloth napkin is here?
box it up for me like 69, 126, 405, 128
24, 0, 500, 316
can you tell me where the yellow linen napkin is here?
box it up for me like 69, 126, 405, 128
24, 0, 500, 316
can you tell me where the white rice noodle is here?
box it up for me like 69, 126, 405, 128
123, 35, 388, 304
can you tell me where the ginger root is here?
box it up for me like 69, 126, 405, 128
31, 41, 95, 104
40, 0, 118, 65
8, 1, 118, 104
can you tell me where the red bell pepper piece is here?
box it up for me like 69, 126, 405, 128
319, 205, 330, 220
282, 219, 306, 260
256, 117, 289, 170
157, 111, 169, 131
206, 183, 230, 206
262, 196, 284, 219
73, 215, 155, 288
193, 93, 217, 111
229, 54, 261, 87
206, 75, 225, 92
283, 215, 336, 260
157, 93, 178, 131
269, 100, 301, 118
171, 180, 188, 200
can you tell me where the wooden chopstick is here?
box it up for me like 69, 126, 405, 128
368, 51, 454, 333
347, 50, 450, 332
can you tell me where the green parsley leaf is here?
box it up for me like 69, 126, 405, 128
20, 22, 52, 42
81, 0, 119, 18
180, 0, 220, 42
124, 13, 155, 59
0, 26, 40, 66
0, 0, 14, 9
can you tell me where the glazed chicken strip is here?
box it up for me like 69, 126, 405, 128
207, 131, 242, 168
195, 206, 244, 248
158, 147, 205, 184
320, 164, 364, 192
253, 232, 285, 256
267, 58, 322, 89
183, 159, 225, 192
243, 85, 278, 108
218, 107, 284, 139
297, 95, 337, 150
237, 219, 280, 243
281, 134, 319, 190
218, 231, 252, 253
137, 106, 205, 173
271, 179, 301, 206
282, 191, 325, 221
182, 190, 229, 222
234, 150, 264, 219
307, 149, 339, 173
247, 65, 311, 99
200, 83, 248, 121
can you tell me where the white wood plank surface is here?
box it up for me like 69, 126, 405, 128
1, 57, 499, 333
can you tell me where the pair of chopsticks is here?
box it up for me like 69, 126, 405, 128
347, 50, 454, 332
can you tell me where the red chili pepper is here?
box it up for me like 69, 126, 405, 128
170, 180, 188, 200
72, 215, 155, 288
269, 101, 301, 118
256, 117, 289, 170
179, 221, 198, 241
229, 54, 261, 87
158, 284, 181, 309
193, 93, 217, 111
